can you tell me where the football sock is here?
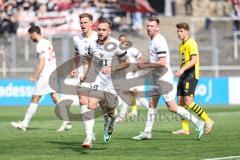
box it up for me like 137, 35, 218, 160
188, 102, 210, 122
81, 105, 95, 140
130, 96, 137, 112
137, 97, 149, 109
144, 107, 157, 133
22, 103, 38, 128
176, 106, 199, 127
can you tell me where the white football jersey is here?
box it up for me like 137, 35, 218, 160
126, 47, 141, 63
73, 31, 98, 59
148, 33, 173, 82
36, 38, 56, 77
73, 31, 98, 74
88, 37, 127, 93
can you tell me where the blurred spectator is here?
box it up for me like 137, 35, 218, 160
132, 12, 143, 31
37, 3, 47, 17
1, 2, 18, 35
230, 0, 239, 16
46, 0, 58, 12
185, 0, 193, 15
57, 0, 73, 11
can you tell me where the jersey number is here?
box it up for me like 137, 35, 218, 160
99, 60, 107, 66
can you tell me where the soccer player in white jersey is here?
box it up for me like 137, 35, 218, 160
116, 34, 149, 123
132, 16, 205, 140
11, 26, 65, 131
69, 13, 99, 147
81, 19, 129, 148
57, 13, 98, 137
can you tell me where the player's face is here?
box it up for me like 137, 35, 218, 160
28, 32, 38, 42
119, 36, 127, 43
80, 17, 92, 34
97, 23, 110, 41
177, 28, 188, 41
146, 21, 159, 37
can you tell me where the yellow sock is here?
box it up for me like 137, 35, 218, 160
181, 119, 190, 131
131, 105, 137, 112
180, 105, 190, 131
130, 96, 137, 112
188, 102, 210, 122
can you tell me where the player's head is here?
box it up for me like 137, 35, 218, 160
146, 16, 160, 38
176, 23, 189, 41
97, 19, 112, 41
79, 13, 93, 34
118, 34, 127, 43
28, 26, 41, 42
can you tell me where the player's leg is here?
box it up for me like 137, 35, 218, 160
165, 99, 205, 140
11, 95, 41, 131
101, 93, 119, 143
116, 96, 128, 123
136, 97, 149, 109
172, 96, 190, 135
128, 90, 138, 117
132, 96, 159, 140
53, 92, 72, 132
184, 96, 214, 134
81, 96, 99, 148
183, 78, 214, 134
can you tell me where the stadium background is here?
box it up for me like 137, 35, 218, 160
1, 1, 240, 160
0, 0, 240, 106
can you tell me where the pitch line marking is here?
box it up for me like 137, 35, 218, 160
203, 155, 240, 160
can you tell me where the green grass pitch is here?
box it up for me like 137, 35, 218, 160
0, 106, 240, 160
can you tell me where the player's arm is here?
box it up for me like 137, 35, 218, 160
101, 51, 130, 75
137, 51, 166, 69
30, 56, 45, 81
81, 55, 92, 81
175, 55, 197, 77
112, 56, 130, 72
175, 41, 198, 77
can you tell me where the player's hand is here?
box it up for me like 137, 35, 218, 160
30, 76, 37, 82
175, 69, 184, 77
101, 66, 111, 75
80, 74, 86, 82
132, 64, 138, 72
70, 69, 78, 78
137, 63, 146, 69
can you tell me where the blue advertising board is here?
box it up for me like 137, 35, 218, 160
0, 80, 54, 106
0, 77, 230, 106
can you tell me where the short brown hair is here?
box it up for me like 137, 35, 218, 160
148, 15, 160, 25
98, 18, 112, 29
176, 23, 189, 31
79, 13, 93, 21
119, 34, 126, 39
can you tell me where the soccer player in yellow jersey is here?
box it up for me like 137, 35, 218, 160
172, 23, 214, 135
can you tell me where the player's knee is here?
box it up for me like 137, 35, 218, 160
106, 108, 116, 118
88, 103, 97, 110
184, 99, 193, 106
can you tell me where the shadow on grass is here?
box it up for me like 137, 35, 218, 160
46, 141, 107, 154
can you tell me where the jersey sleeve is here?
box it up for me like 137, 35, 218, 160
188, 39, 199, 56
116, 47, 128, 61
73, 36, 80, 55
88, 41, 94, 56
36, 42, 46, 58
131, 47, 141, 59
153, 38, 168, 58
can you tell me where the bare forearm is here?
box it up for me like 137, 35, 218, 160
144, 62, 165, 68
181, 59, 196, 72
112, 60, 130, 72
33, 65, 44, 77
73, 54, 80, 69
